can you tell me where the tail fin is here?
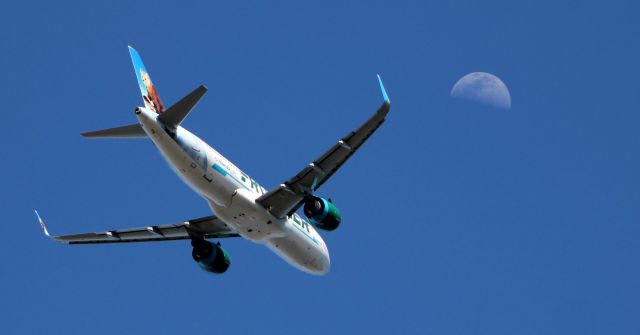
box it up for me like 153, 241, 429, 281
129, 47, 208, 128
128, 46, 165, 113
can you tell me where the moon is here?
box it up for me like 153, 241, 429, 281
451, 72, 511, 110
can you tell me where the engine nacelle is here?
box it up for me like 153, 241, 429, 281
303, 196, 341, 231
191, 239, 231, 274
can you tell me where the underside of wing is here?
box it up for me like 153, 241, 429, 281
43, 214, 238, 244
256, 75, 391, 219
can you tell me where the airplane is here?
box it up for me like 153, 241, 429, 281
35, 46, 390, 275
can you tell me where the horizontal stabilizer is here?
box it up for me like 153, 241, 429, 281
82, 123, 147, 138
158, 85, 208, 127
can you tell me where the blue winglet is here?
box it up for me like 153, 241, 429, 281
377, 74, 390, 104
34, 209, 50, 237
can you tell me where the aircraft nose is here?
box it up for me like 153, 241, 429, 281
307, 253, 331, 275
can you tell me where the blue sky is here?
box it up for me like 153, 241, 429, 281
1, 0, 639, 333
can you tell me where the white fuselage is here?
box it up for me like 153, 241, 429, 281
136, 107, 330, 275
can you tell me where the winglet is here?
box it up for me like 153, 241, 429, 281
377, 74, 390, 104
34, 210, 50, 237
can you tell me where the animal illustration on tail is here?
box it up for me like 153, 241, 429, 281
140, 69, 164, 113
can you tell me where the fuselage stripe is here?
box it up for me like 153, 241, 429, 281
212, 163, 228, 176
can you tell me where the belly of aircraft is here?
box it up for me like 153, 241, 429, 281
139, 113, 330, 275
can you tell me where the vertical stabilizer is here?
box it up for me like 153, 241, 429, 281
128, 46, 165, 113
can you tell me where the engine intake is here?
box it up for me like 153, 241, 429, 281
191, 239, 231, 274
303, 196, 341, 231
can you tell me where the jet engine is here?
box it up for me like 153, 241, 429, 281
303, 196, 341, 231
191, 239, 231, 274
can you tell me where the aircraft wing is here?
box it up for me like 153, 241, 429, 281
256, 75, 391, 219
35, 211, 239, 244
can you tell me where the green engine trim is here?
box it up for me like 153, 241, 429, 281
195, 241, 231, 274
306, 197, 341, 231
